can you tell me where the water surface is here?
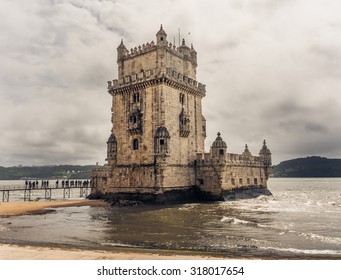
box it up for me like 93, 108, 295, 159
1, 178, 340, 259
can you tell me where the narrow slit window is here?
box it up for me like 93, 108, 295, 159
133, 139, 139, 150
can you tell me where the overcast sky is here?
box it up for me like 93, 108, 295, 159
1, 0, 340, 166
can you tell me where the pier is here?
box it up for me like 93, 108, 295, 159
0, 180, 91, 202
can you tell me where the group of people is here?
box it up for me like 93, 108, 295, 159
25, 180, 42, 189
56, 180, 91, 188
25, 179, 91, 189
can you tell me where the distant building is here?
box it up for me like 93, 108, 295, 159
90, 26, 272, 203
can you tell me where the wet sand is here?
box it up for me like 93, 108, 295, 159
0, 244, 227, 260
0, 200, 108, 216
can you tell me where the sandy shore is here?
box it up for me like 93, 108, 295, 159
0, 200, 108, 216
0, 244, 227, 260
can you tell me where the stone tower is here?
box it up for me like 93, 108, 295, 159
91, 25, 207, 200
91, 25, 272, 203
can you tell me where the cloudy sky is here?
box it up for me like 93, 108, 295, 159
1, 0, 340, 166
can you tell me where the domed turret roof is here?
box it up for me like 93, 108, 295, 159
179, 39, 190, 51
212, 132, 227, 148
156, 24, 167, 37
155, 126, 170, 138
117, 39, 127, 50
259, 140, 271, 155
190, 43, 197, 53
242, 144, 252, 157
107, 133, 117, 143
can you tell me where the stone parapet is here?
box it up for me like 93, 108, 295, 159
196, 152, 266, 167
107, 67, 206, 96
118, 41, 196, 64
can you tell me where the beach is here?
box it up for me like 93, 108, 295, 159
0, 200, 108, 216
0, 243, 226, 260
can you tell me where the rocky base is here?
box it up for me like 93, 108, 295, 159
88, 187, 219, 206
88, 186, 272, 206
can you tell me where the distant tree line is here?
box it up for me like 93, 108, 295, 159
0, 165, 99, 180
273, 156, 341, 177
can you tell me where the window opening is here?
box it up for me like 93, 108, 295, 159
133, 139, 139, 150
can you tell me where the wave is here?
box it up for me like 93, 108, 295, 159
299, 232, 341, 245
259, 246, 341, 256
178, 204, 200, 211
220, 216, 341, 247
0, 225, 8, 232
100, 242, 142, 248
220, 216, 255, 226
220, 216, 289, 231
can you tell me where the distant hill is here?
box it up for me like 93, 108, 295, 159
273, 156, 341, 177
0, 165, 99, 180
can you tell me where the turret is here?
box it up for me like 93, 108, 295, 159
179, 39, 191, 56
190, 44, 197, 65
156, 24, 167, 46
242, 144, 252, 160
106, 133, 117, 165
117, 39, 128, 61
210, 132, 227, 161
259, 140, 272, 166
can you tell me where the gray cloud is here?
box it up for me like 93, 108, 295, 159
1, 0, 341, 166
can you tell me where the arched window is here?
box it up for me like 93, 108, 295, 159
133, 93, 139, 103
154, 126, 170, 156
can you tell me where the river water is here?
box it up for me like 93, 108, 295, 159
1, 178, 341, 259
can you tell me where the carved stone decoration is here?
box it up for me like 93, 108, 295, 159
179, 108, 190, 137
128, 109, 143, 135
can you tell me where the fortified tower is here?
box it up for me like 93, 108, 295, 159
91, 25, 207, 201
91, 26, 272, 203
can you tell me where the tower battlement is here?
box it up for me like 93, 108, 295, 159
116, 25, 198, 82
117, 24, 197, 67
118, 40, 197, 64
107, 66, 205, 95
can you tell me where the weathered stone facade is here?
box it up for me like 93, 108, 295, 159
90, 26, 272, 203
